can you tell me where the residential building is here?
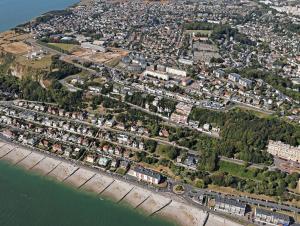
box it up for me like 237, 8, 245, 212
267, 140, 300, 162
52, 143, 63, 153
239, 78, 253, 89
143, 70, 170, 81
120, 160, 130, 170
86, 154, 95, 164
98, 157, 110, 167
1, 129, 16, 139
203, 123, 212, 131
131, 166, 163, 184
166, 67, 187, 77
64, 148, 72, 158
214, 69, 226, 78
254, 208, 291, 226
228, 73, 241, 82
179, 58, 194, 65
214, 197, 247, 216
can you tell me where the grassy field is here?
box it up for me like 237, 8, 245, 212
155, 144, 172, 160
218, 160, 260, 180
116, 168, 127, 175
208, 184, 276, 202
233, 105, 275, 119
16, 55, 53, 69
64, 70, 90, 82
106, 57, 121, 68
48, 43, 78, 52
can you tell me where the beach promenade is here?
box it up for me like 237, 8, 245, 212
0, 139, 243, 226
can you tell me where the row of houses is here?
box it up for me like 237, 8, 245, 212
214, 197, 293, 226
0, 119, 164, 185
0, 104, 166, 186
15, 101, 88, 121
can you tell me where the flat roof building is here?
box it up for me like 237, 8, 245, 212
143, 70, 170, 81
166, 67, 187, 77
267, 140, 300, 163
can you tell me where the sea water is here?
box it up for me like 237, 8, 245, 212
0, 0, 78, 31
0, 161, 174, 226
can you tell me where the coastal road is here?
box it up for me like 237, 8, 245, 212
1, 133, 300, 218
2, 122, 294, 216
184, 184, 300, 214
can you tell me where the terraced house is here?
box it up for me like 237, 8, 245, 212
214, 197, 247, 216
254, 208, 291, 226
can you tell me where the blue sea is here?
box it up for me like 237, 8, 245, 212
0, 161, 173, 226
0, 0, 78, 32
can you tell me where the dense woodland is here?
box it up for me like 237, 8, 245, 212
0, 74, 83, 111
211, 25, 256, 46
189, 108, 300, 164
46, 55, 82, 80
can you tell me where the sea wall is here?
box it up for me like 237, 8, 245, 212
0, 140, 244, 226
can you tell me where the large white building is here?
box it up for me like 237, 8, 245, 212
178, 58, 194, 65
267, 140, 300, 162
143, 70, 170, 80
166, 67, 187, 77
228, 73, 241, 82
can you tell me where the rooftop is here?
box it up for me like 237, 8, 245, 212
215, 197, 247, 209
256, 208, 290, 222
133, 166, 162, 180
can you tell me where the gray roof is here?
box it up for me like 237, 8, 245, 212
229, 73, 241, 78
120, 160, 130, 168
215, 69, 225, 74
256, 208, 290, 222
134, 166, 162, 180
215, 197, 247, 209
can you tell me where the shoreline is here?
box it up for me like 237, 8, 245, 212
0, 139, 244, 226
0, 0, 82, 33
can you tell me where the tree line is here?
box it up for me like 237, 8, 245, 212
0, 74, 83, 111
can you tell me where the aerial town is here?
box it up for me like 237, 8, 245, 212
0, 0, 299, 225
